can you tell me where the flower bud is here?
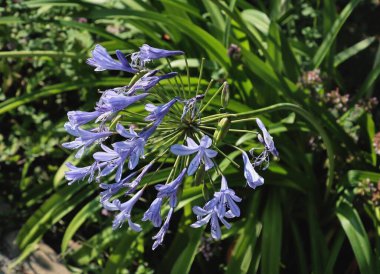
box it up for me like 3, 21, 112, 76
213, 117, 231, 146
221, 82, 230, 109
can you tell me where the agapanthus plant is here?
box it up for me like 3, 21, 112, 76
62, 44, 279, 250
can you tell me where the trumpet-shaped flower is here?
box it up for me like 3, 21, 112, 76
214, 176, 242, 217
170, 135, 217, 175
256, 118, 279, 157
132, 44, 184, 67
62, 123, 113, 158
65, 162, 99, 185
102, 187, 145, 231
242, 151, 264, 189
99, 171, 137, 203
155, 168, 187, 207
145, 97, 179, 122
142, 197, 163, 227
152, 208, 174, 250
126, 70, 177, 95
191, 198, 232, 240
87, 44, 137, 73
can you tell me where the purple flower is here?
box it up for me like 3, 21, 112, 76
155, 168, 187, 207
152, 207, 174, 250
93, 144, 127, 182
242, 151, 264, 189
67, 110, 102, 127
170, 135, 217, 175
126, 70, 177, 96
214, 176, 242, 217
86, 44, 137, 73
99, 171, 137, 203
131, 44, 183, 67
142, 197, 163, 227
145, 97, 179, 122
102, 187, 145, 231
101, 92, 149, 113
62, 123, 113, 158
64, 162, 98, 185
256, 118, 279, 157
190, 198, 232, 240
124, 163, 154, 194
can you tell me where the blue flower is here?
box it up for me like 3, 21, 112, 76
126, 70, 178, 95
145, 97, 179, 122
67, 110, 102, 127
124, 162, 154, 194
87, 44, 137, 73
93, 144, 128, 182
99, 171, 137, 203
170, 135, 217, 175
65, 162, 98, 185
214, 176, 242, 218
242, 151, 264, 189
142, 197, 163, 227
190, 198, 232, 240
102, 187, 145, 231
152, 207, 174, 250
62, 123, 113, 158
256, 118, 279, 157
101, 92, 149, 113
155, 168, 187, 207
131, 44, 184, 67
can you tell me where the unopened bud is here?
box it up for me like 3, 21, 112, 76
213, 117, 231, 145
221, 82, 230, 109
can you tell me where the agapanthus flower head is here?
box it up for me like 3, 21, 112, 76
132, 44, 184, 67
87, 44, 137, 73
62, 43, 282, 249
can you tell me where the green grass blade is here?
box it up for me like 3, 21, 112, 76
226, 193, 262, 274
334, 37, 376, 67
61, 199, 102, 252
312, 0, 361, 69
336, 200, 374, 274
261, 190, 282, 274
170, 228, 204, 274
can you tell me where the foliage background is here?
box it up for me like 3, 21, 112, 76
0, 0, 380, 273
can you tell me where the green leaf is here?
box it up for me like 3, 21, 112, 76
170, 228, 204, 274
312, 0, 361, 68
347, 170, 380, 186
336, 200, 374, 274
334, 37, 376, 67
261, 191, 282, 274
61, 199, 102, 252
226, 193, 262, 274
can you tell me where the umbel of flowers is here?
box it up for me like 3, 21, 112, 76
63, 44, 279, 250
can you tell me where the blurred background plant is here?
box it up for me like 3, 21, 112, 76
0, 0, 379, 273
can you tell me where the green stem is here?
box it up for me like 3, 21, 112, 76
199, 82, 226, 114
196, 58, 205, 96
